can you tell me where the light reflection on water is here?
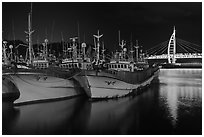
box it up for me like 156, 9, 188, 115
2, 69, 202, 135
158, 69, 202, 129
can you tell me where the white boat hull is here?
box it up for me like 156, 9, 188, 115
2, 76, 20, 102
75, 69, 159, 98
5, 73, 83, 104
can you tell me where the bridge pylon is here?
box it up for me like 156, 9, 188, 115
167, 26, 176, 64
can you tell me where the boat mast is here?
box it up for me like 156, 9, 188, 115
130, 33, 134, 62
101, 41, 106, 62
77, 22, 81, 58
44, 39, 48, 60
25, 3, 34, 65
61, 32, 65, 57
118, 31, 125, 59
37, 36, 39, 56
2, 41, 9, 65
81, 33, 87, 60
135, 40, 139, 63
118, 30, 120, 46
70, 37, 78, 60
9, 45, 14, 62
119, 40, 125, 59
93, 30, 103, 65
81, 42, 86, 60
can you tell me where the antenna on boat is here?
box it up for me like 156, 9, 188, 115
61, 32, 65, 57
50, 20, 55, 54
77, 21, 81, 58
70, 37, 78, 60
37, 35, 39, 56
12, 20, 15, 45
102, 41, 106, 62
81, 32, 86, 60
93, 36, 96, 50
50, 20, 55, 42
135, 40, 139, 62
93, 30, 103, 65
93, 30, 103, 43
118, 30, 120, 46
3, 41, 9, 65
44, 39, 48, 59
130, 33, 134, 62
24, 2, 34, 65
130, 33, 133, 49
12, 19, 17, 62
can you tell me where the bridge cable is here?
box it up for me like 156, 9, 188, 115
177, 38, 201, 48
147, 44, 166, 55
160, 46, 168, 54
177, 40, 201, 53
178, 39, 201, 52
178, 42, 196, 53
147, 41, 168, 55
151, 43, 168, 55
154, 41, 169, 54
177, 39, 201, 52
145, 40, 168, 52
156, 44, 168, 55
177, 43, 190, 53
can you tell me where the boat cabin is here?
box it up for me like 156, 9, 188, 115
59, 57, 93, 70
33, 59, 49, 69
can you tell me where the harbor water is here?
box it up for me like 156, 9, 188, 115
2, 68, 202, 135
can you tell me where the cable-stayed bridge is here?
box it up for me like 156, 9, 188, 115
145, 27, 202, 64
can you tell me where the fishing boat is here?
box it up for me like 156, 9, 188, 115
74, 30, 159, 99
2, 5, 83, 105
59, 34, 93, 70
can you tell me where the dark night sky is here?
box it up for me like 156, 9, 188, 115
2, 2, 202, 52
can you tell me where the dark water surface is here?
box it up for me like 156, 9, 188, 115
2, 69, 202, 135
